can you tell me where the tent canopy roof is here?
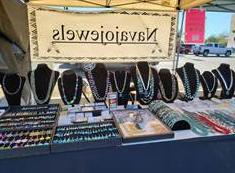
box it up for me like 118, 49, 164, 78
200, 0, 235, 13
27, 0, 213, 11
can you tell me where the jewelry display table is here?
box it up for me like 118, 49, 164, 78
0, 130, 234, 173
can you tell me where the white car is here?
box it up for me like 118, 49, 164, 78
193, 43, 233, 57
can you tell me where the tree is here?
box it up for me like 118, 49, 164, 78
206, 33, 228, 46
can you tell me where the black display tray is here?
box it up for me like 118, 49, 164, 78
51, 122, 122, 153
0, 128, 53, 159
0, 104, 61, 132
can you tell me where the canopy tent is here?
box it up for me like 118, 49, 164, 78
200, 0, 235, 13
27, 0, 212, 11
0, 0, 232, 105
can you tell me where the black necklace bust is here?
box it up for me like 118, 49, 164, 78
28, 64, 59, 105
0, 72, 26, 106
110, 70, 131, 106
212, 63, 235, 99
58, 70, 83, 105
131, 61, 159, 105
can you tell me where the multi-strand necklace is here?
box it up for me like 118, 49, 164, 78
30, 70, 55, 105
182, 67, 200, 101
87, 71, 110, 101
216, 69, 234, 96
61, 72, 79, 105
113, 71, 127, 97
159, 73, 177, 102
2, 74, 22, 95
201, 72, 216, 98
136, 65, 154, 104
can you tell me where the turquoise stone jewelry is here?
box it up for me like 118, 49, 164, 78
182, 67, 200, 101
61, 72, 79, 105
136, 64, 154, 104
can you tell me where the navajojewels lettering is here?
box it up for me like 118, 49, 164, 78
52, 25, 158, 45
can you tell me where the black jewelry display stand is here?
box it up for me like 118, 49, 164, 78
159, 69, 178, 103
58, 70, 83, 105
0, 73, 25, 106
110, 71, 131, 106
28, 64, 59, 105
176, 63, 200, 101
200, 71, 218, 100
131, 61, 159, 105
85, 63, 109, 103
212, 64, 235, 99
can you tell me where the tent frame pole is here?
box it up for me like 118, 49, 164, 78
173, 10, 185, 73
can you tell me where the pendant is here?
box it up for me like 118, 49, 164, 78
144, 90, 148, 95
119, 93, 122, 97
226, 90, 230, 96
208, 93, 211, 98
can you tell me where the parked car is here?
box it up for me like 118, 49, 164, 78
177, 44, 194, 54
193, 43, 233, 57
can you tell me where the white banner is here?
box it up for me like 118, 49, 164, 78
28, 6, 177, 62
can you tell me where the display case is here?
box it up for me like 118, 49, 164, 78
0, 127, 53, 159
0, 104, 60, 131
112, 109, 174, 143
51, 121, 122, 153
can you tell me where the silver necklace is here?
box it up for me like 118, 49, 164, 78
136, 64, 154, 104
113, 71, 127, 97
87, 71, 110, 101
201, 72, 216, 98
2, 74, 22, 95
61, 72, 79, 105
136, 64, 151, 91
216, 69, 233, 95
159, 73, 177, 102
30, 70, 55, 104
82, 63, 96, 72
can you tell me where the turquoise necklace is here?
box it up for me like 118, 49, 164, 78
61, 72, 79, 105
182, 67, 200, 101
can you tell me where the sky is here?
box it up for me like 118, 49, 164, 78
179, 12, 233, 39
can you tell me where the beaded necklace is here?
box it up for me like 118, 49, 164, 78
87, 71, 110, 101
61, 72, 79, 105
201, 72, 216, 98
113, 71, 127, 97
159, 73, 177, 102
2, 74, 22, 95
135, 65, 154, 104
30, 70, 55, 105
216, 69, 233, 96
182, 67, 200, 101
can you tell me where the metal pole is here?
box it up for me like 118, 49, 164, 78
173, 10, 185, 72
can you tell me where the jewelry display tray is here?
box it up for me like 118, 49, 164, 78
0, 128, 53, 160
50, 121, 122, 153
112, 109, 174, 143
0, 104, 61, 131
